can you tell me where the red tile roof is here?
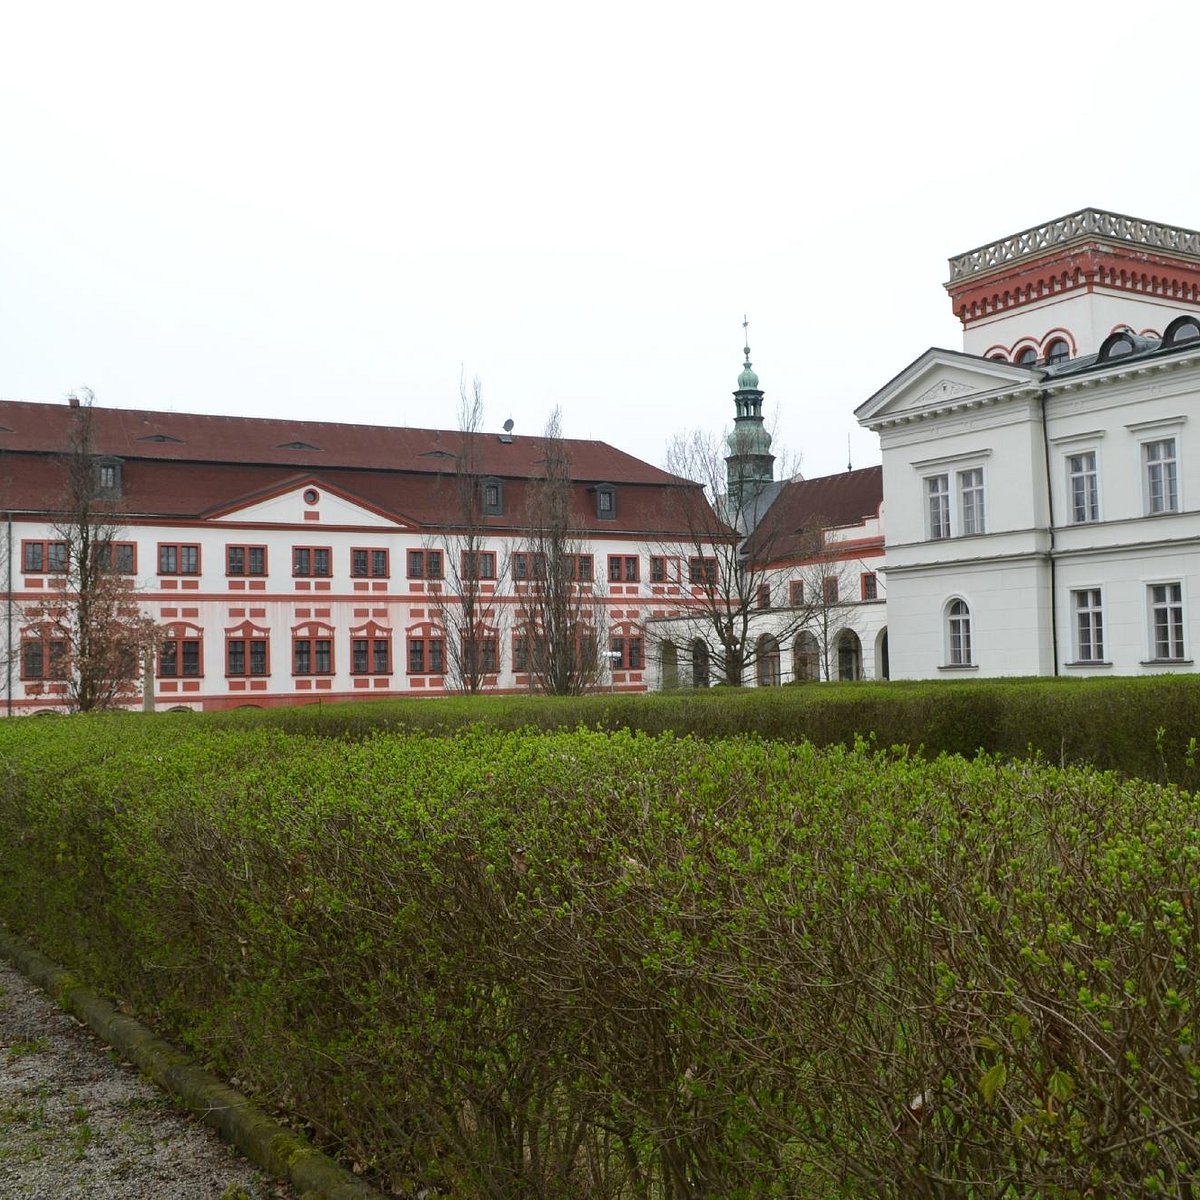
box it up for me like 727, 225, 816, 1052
743, 466, 883, 563
0, 400, 706, 538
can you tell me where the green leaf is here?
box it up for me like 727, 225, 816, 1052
1047, 1069, 1075, 1102
978, 1061, 1007, 1106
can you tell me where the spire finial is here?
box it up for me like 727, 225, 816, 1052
847, 434, 853, 473
742, 313, 751, 362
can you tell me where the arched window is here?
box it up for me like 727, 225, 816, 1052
1015, 346, 1038, 366
756, 634, 780, 687
836, 630, 862, 681
793, 631, 819, 681
876, 628, 889, 680
1163, 315, 1200, 347
660, 642, 679, 690
1098, 330, 1136, 361
691, 639, 710, 688
947, 599, 972, 666
1044, 338, 1070, 364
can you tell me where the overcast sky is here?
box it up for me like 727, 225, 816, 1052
3, 1, 1198, 481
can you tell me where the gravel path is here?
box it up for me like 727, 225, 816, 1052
0, 958, 297, 1200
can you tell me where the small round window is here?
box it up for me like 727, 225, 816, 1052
303, 488, 320, 505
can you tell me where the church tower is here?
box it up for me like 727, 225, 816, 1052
725, 319, 775, 508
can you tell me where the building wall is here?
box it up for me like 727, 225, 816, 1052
3, 496, 699, 713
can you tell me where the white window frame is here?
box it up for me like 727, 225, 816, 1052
1071, 588, 1105, 663
958, 467, 985, 536
1144, 437, 1180, 515
945, 598, 973, 667
1067, 450, 1100, 524
926, 474, 950, 540
1148, 581, 1186, 661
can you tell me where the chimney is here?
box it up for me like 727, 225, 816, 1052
68, 395, 79, 408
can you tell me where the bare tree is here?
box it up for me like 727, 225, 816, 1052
21, 391, 157, 711
788, 548, 869, 682
513, 408, 606, 695
658, 425, 818, 687
428, 376, 505, 693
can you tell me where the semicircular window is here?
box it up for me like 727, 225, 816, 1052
1098, 331, 1135, 361
1163, 315, 1200, 347
1016, 346, 1038, 366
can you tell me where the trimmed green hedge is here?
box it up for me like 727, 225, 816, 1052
208, 675, 1200, 788
3, 716, 1200, 1196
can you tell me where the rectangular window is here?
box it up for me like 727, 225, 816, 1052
462, 635, 498, 674
351, 548, 389, 578
688, 556, 717, 586
1068, 451, 1100, 523
1145, 438, 1179, 514
596, 488, 615, 518
20, 638, 67, 680
650, 556, 667, 584
408, 637, 445, 674
823, 577, 839, 605
293, 637, 332, 675
159, 638, 202, 677
482, 480, 503, 515
352, 638, 392, 674
513, 552, 546, 581
22, 541, 69, 573
461, 550, 497, 580
927, 474, 950, 540
861, 572, 878, 601
789, 579, 804, 606
226, 545, 267, 576
959, 468, 985, 535
1072, 589, 1105, 662
227, 638, 268, 676
293, 547, 331, 577
610, 635, 643, 671
608, 555, 639, 583
158, 543, 200, 575
91, 542, 136, 574
407, 549, 443, 580
756, 583, 770, 610
1150, 583, 1185, 660
570, 554, 594, 583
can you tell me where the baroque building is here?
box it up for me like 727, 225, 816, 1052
857, 208, 1200, 678
0, 401, 708, 713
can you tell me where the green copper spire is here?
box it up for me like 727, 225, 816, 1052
737, 315, 759, 389
725, 315, 775, 507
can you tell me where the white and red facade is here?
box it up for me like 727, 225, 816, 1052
0, 403, 707, 713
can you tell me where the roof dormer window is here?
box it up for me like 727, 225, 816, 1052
1098, 331, 1136, 362
95, 457, 122, 498
1163, 315, 1200, 348
595, 484, 616, 520
481, 477, 503, 516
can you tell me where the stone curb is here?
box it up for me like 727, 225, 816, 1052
0, 925, 385, 1200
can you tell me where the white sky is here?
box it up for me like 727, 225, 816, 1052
3, 0, 1199, 481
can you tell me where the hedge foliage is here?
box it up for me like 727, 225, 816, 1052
3, 716, 1200, 1197
205, 675, 1200, 789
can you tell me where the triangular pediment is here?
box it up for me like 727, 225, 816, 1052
855, 348, 1037, 429
205, 478, 413, 529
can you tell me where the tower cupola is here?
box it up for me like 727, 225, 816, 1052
725, 317, 775, 507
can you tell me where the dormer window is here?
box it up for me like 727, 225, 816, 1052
482, 477, 503, 516
1163, 315, 1200, 347
95, 457, 122, 497
595, 484, 616, 519
1015, 346, 1038, 366
1098, 331, 1136, 362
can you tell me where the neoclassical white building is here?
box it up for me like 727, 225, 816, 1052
857, 208, 1200, 678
